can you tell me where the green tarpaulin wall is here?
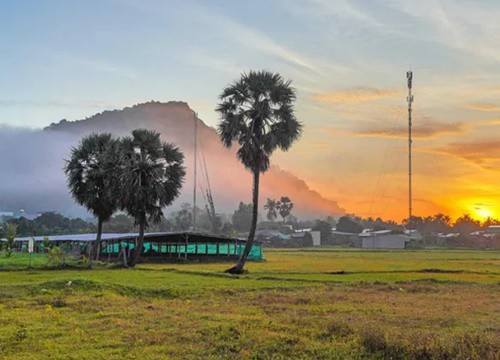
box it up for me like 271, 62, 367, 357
101, 242, 263, 260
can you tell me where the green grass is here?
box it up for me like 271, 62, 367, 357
0, 248, 498, 359
0, 252, 50, 268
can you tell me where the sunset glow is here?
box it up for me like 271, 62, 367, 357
0, 0, 499, 222
471, 205, 495, 222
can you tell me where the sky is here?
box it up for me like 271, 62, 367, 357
1, 0, 499, 222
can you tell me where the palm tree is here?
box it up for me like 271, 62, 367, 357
64, 133, 120, 261
216, 70, 302, 273
277, 196, 293, 224
119, 129, 185, 267
264, 198, 278, 222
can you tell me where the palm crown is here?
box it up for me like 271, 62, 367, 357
216, 70, 302, 173
64, 133, 120, 222
264, 198, 279, 222
119, 129, 185, 226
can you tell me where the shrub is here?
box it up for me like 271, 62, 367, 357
47, 247, 64, 266
4, 223, 17, 258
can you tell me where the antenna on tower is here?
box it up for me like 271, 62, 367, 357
406, 70, 414, 236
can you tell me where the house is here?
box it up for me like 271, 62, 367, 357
359, 230, 410, 249
404, 229, 423, 241
485, 225, 500, 235
470, 229, 499, 248
330, 230, 361, 246
256, 230, 291, 247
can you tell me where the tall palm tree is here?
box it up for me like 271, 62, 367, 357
119, 129, 185, 267
64, 133, 120, 261
264, 198, 278, 222
278, 196, 294, 224
216, 70, 302, 273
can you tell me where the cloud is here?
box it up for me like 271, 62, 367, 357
190, 3, 353, 80
467, 103, 500, 112
287, 0, 398, 36
357, 121, 467, 139
429, 139, 500, 169
314, 87, 396, 103
54, 52, 138, 79
0, 126, 81, 214
388, 1, 500, 63
0, 100, 116, 109
188, 7, 318, 75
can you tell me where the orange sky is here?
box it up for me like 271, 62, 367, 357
2, 1, 499, 222
273, 83, 500, 222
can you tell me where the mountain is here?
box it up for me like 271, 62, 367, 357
1, 101, 344, 219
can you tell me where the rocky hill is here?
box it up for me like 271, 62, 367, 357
3, 101, 344, 218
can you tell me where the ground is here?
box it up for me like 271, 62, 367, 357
0, 248, 498, 359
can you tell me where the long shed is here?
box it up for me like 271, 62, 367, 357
10, 232, 264, 261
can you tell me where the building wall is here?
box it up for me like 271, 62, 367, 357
362, 234, 408, 249
311, 231, 321, 246
486, 226, 500, 235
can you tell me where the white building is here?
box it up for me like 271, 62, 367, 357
485, 225, 500, 235
360, 230, 411, 249
310, 231, 321, 246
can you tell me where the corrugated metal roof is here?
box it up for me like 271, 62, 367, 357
7, 231, 252, 243
13, 232, 142, 242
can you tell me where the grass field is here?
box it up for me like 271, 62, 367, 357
0, 248, 498, 359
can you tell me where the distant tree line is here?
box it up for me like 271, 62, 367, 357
0, 212, 95, 237
2, 206, 497, 254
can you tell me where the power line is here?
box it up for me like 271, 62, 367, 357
193, 111, 198, 232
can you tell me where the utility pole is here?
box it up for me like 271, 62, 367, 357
406, 70, 414, 236
193, 111, 198, 232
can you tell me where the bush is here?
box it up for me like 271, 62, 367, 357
47, 247, 64, 266
4, 223, 17, 258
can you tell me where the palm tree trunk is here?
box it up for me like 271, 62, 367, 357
226, 170, 260, 274
94, 218, 103, 261
128, 217, 145, 267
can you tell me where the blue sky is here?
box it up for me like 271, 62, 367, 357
1, 0, 499, 219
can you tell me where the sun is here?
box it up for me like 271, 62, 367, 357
472, 206, 493, 221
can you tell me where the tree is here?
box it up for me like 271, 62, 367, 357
4, 223, 17, 257
481, 217, 500, 228
325, 216, 337, 226
337, 216, 363, 234
175, 208, 193, 231
64, 133, 120, 261
453, 214, 481, 234
221, 222, 234, 236
103, 214, 136, 233
277, 196, 293, 223
232, 202, 253, 233
216, 70, 302, 273
425, 213, 452, 234
264, 198, 278, 222
9, 213, 95, 237
313, 220, 332, 244
119, 129, 185, 267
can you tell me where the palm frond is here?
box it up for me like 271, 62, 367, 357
215, 70, 302, 174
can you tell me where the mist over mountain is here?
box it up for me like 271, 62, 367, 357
1, 101, 344, 219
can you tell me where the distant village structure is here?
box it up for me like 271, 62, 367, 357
359, 230, 410, 249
